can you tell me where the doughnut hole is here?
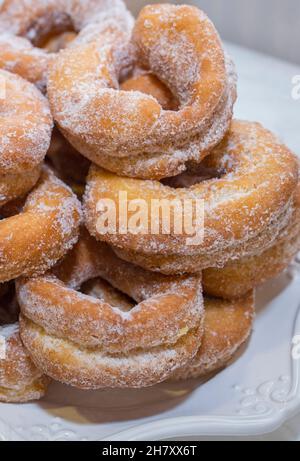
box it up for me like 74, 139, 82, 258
0, 282, 19, 325
121, 73, 179, 111
161, 164, 225, 188
24, 11, 76, 51
81, 278, 135, 313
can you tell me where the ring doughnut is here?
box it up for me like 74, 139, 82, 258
0, 0, 133, 91
0, 285, 49, 403
203, 183, 300, 299
17, 230, 204, 389
0, 167, 81, 283
172, 291, 255, 381
48, 4, 237, 179
0, 69, 52, 205
84, 120, 299, 274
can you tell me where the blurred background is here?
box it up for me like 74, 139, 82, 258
127, 0, 300, 65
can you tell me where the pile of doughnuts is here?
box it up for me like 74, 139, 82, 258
0, 1, 298, 403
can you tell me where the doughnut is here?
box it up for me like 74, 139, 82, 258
0, 0, 133, 91
0, 324, 49, 402
84, 120, 299, 274
172, 291, 255, 381
203, 183, 300, 299
17, 230, 204, 389
48, 4, 237, 179
0, 167, 81, 283
0, 69, 52, 204
0, 285, 49, 403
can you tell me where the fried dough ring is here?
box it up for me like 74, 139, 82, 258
0, 69, 52, 204
0, 0, 133, 91
203, 183, 300, 299
172, 292, 255, 381
0, 167, 81, 283
17, 230, 204, 389
0, 284, 49, 403
48, 4, 237, 179
0, 324, 49, 402
84, 120, 299, 274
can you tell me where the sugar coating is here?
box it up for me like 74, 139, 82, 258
0, 167, 82, 283
172, 293, 255, 381
84, 120, 299, 274
203, 181, 300, 299
0, 69, 52, 178
0, 0, 133, 90
48, 4, 237, 179
0, 322, 18, 339
0, 314, 48, 403
17, 231, 205, 389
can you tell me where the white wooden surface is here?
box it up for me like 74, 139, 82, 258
127, 0, 300, 65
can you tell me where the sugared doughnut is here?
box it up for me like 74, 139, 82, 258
84, 120, 299, 274
203, 183, 300, 299
0, 0, 133, 90
0, 69, 52, 205
172, 291, 255, 381
0, 167, 81, 283
0, 324, 49, 402
17, 230, 204, 389
0, 285, 49, 403
48, 4, 237, 179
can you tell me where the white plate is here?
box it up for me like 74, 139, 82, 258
1, 44, 300, 442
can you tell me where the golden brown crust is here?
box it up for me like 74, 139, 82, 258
48, 4, 236, 179
18, 230, 204, 389
0, 167, 81, 283
84, 120, 299, 274
172, 292, 255, 381
0, 0, 132, 90
0, 284, 49, 403
0, 69, 52, 206
0, 328, 50, 402
0, 70, 52, 175
203, 184, 300, 299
